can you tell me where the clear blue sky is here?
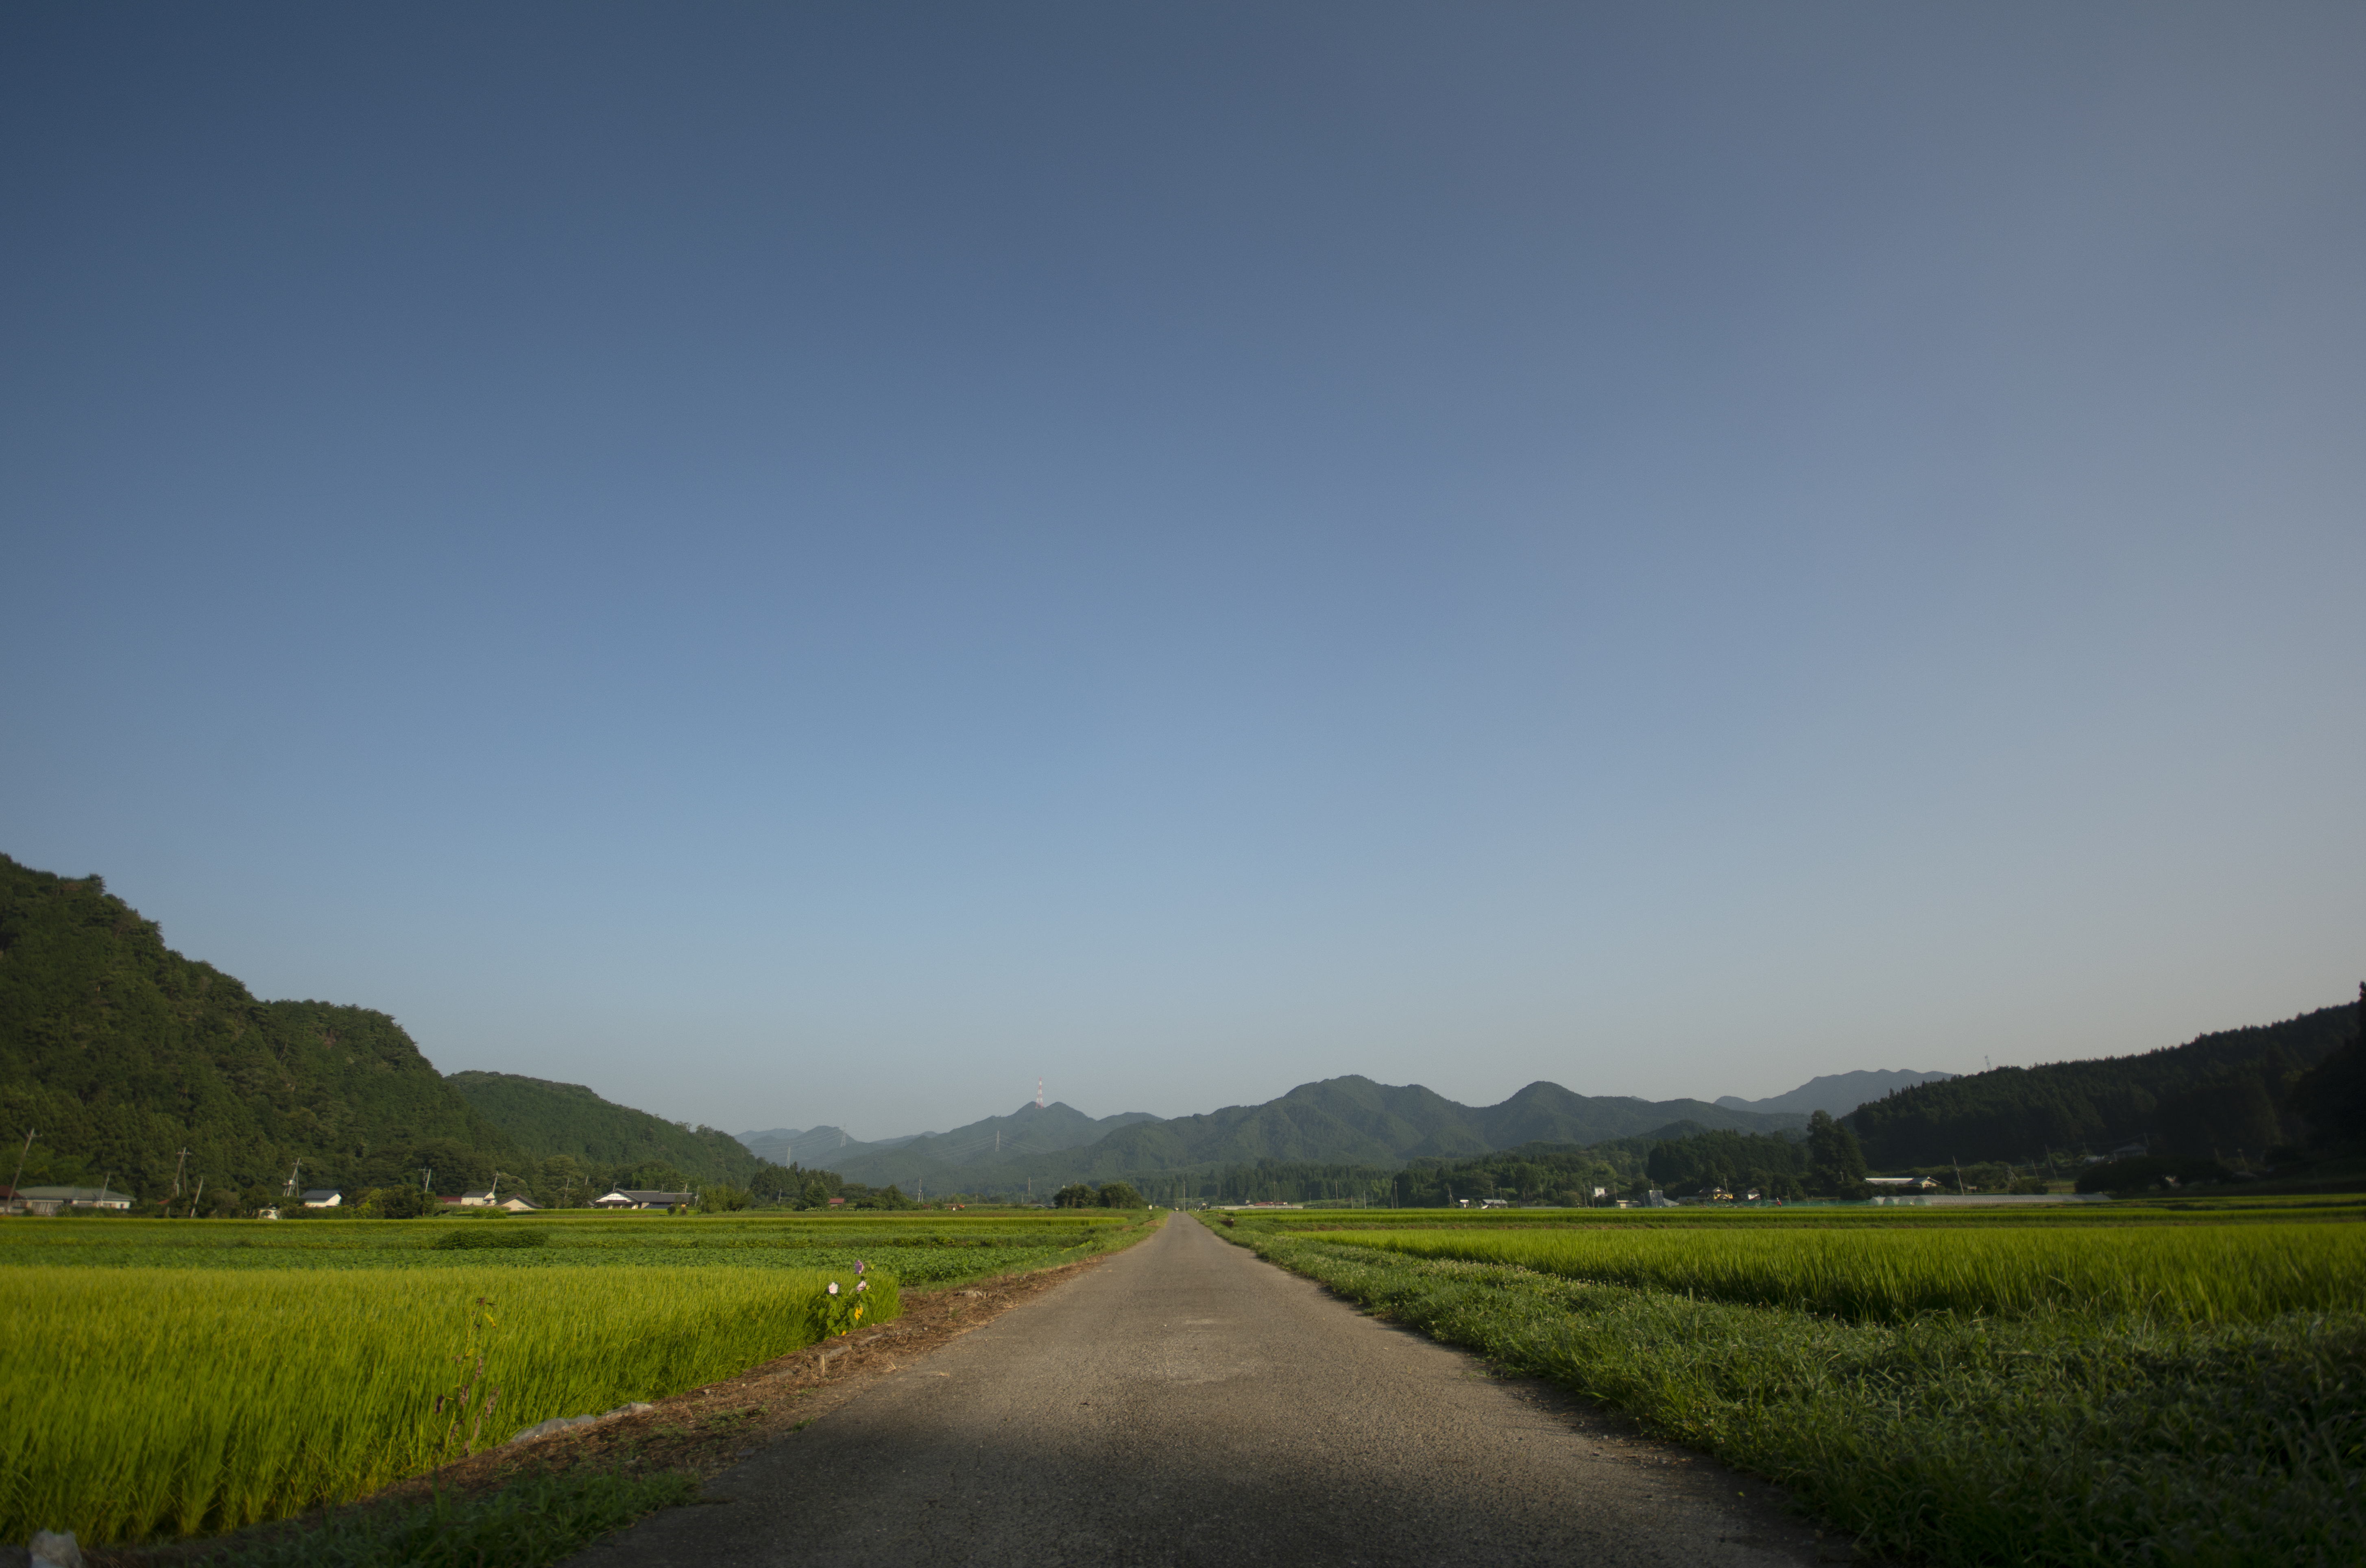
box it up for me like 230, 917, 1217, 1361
5, 3, 2360, 1138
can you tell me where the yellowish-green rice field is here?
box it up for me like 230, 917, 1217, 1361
0, 1261, 893, 1545
1321, 1217, 2365, 1322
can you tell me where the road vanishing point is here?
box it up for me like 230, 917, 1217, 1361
570, 1213, 1850, 1567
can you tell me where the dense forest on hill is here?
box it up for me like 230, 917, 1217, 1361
0, 854, 516, 1203
448, 1071, 770, 1189
1844, 1003, 2360, 1168
0, 855, 834, 1211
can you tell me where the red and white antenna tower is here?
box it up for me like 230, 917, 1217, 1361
1036, 1077, 1044, 1109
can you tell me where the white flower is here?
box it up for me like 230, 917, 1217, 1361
827, 1281, 839, 1295
856, 1280, 868, 1292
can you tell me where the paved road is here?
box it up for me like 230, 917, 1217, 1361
571, 1215, 1839, 1568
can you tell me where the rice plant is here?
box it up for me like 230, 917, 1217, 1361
1317, 1220, 2366, 1323
0, 1262, 897, 1546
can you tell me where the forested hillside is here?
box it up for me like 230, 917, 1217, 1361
0, 854, 829, 1210
447, 1071, 769, 1189
0, 854, 516, 1203
1845, 1003, 2359, 1167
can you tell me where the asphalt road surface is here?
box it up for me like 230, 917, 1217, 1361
569, 1214, 1848, 1568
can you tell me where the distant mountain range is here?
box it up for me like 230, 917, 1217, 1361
733, 1126, 923, 1167
1716, 1069, 1957, 1118
747, 1077, 1812, 1195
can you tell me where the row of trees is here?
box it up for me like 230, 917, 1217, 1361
1101, 1120, 1864, 1209
1051, 1181, 1143, 1208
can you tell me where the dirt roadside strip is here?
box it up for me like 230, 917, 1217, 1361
564, 1213, 1873, 1568
81, 1256, 1123, 1568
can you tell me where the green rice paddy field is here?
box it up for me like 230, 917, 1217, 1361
0, 1209, 1144, 1546
1211, 1198, 2366, 1567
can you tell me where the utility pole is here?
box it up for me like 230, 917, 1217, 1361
190, 1178, 204, 1219
172, 1147, 190, 1199
8, 1129, 36, 1215
285, 1159, 302, 1197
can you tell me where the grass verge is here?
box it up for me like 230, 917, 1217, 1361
1212, 1221, 2366, 1567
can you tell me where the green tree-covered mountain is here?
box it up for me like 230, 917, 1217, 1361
0, 853, 821, 1210
448, 1071, 768, 1188
1843, 1003, 2359, 1168
0, 853, 516, 1204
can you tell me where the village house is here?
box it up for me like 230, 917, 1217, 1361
7, 1184, 137, 1214
300, 1189, 342, 1208
592, 1188, 696, 1210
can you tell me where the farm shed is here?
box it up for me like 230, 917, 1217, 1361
17, 1185, 135, 1212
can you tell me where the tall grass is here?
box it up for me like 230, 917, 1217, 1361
0, 1263, 896, 1546
1326, 1220, 2366, 1323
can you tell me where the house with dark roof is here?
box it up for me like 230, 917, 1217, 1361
300, 1189, 342, 1208
593, 1188, 695, 1210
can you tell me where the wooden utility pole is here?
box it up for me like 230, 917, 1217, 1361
7, 1128, 34, 1215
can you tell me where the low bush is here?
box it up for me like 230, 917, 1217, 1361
2074, 1155, 2235, 1194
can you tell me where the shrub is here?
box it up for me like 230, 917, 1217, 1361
2073, 1155, 2233, 1194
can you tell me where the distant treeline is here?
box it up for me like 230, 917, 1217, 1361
1156, 1122, 1822, 1206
